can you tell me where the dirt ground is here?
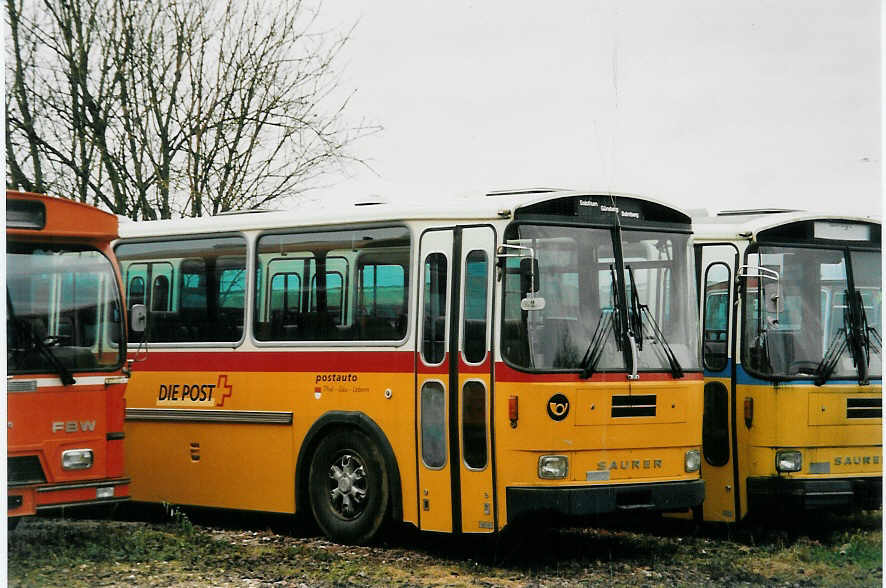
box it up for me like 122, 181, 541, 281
7, 506, 883, 587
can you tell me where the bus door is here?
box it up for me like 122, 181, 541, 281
697, 244, 740, 522
416, 226, 496, 533
456, 226, 495, 533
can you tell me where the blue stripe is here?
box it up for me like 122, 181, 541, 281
732, 364, 881, 387
703, 359, 732, 379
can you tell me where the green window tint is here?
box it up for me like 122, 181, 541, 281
254, 226, 409, 341
703, 263, 730, 371
422, 253, 448, 364
115, 236, 247, 343
270, 273, 301, 314
462, 250, 488, 363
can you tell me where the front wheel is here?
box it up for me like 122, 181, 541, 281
308, 429, 389, 544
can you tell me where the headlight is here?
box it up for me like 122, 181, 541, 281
538, 455, 568, 479
684, 449, 701, 472
62, 449, 93, 470
776, 450, 802, 472
96, 487, 115, 499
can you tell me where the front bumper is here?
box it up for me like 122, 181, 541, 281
747, 476, 882, 512
506, 479, 705, 521
8, 477, 131, 518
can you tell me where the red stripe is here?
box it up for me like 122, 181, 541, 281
457, 355, 492, 374
418, 358, 449, 375
126, 350, 702, 382
129, 350, 416, 373
494, 362, 703, 383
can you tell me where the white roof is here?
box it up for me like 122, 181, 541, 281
118, 188, 689, 239
691, 209, 880, 242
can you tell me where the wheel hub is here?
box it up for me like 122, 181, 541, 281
327, 452, 368, 519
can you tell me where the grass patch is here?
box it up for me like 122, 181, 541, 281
797, 530, 883, 570
9, 520, 232, 567
8, 509, 883, 587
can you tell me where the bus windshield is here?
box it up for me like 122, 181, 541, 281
500, 224, 699, 373
741, 245, 882, 381
7, 243, 123, 372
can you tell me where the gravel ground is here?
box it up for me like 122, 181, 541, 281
7, 507, 882, 587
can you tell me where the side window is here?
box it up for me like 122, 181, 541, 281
462, 250, 488, 364
703, 263, 730, 371
421, 381, 446, 469
115, 236, 247, 343
180, 259, 208, 312
128, 275, 145, 308
702, 381, 730, 466
254, 226, 410, 342
126, 263, 149, 318
219, 264, 246, 310
270, 273, 301, 314
356, 263, 407, 340
149, 263, 174, 311
151, 275, 170, 311
422, 252, 448, 364
309, 260, 347, 325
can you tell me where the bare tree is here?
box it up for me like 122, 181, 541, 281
6, 0, 376, 218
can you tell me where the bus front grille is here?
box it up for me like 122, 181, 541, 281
847, 397, 882, 419
612, 394, 656, 418
8, 456, 46, 487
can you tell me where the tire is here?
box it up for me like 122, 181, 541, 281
8, 516, 21, 531
308, 428, 390, 545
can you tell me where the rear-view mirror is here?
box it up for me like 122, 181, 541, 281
520, 258, 540, 294
130, 304, 147, 333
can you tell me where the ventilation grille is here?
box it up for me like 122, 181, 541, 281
847, 397, 882, 419
8, 456, 46, 487
7, 380, 37, 392
612, 394, 656, 418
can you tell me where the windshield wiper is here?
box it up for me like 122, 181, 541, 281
579, 310, 615, 379
578, 266, 620, 379
851, 289, 873, 385
816, 289, 858, 387
626, 265, 684, 379
868, 326, 882, 356
815, 327, 848, 386
7, 292, 76, 386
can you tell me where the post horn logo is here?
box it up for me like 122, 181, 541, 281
547, 394, 570, 421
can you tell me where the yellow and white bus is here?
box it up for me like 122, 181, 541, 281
116, 188, 704, 543
693, 209, 881, 522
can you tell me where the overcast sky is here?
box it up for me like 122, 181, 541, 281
312, 1, 881, 217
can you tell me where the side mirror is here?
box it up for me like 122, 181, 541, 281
519, 258, 546, 311
765, 293, 783, 315
520, 258, 540, 294
497, 242, 546, 311
130, 304, 147, 333
737, 264, 781, 324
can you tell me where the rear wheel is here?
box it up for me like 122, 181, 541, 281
308, 429, 389, 544
8, 516, 21, 531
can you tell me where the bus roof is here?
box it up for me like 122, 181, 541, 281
691, 209, 881, 242
6, 190, 118, 241
118, 188, 691, 238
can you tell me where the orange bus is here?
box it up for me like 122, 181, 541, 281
693, 209, 881, 522
115, 188, 704, 543
6, 190, 143, 526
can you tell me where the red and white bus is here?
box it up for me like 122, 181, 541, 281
6, 190, 143, 527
